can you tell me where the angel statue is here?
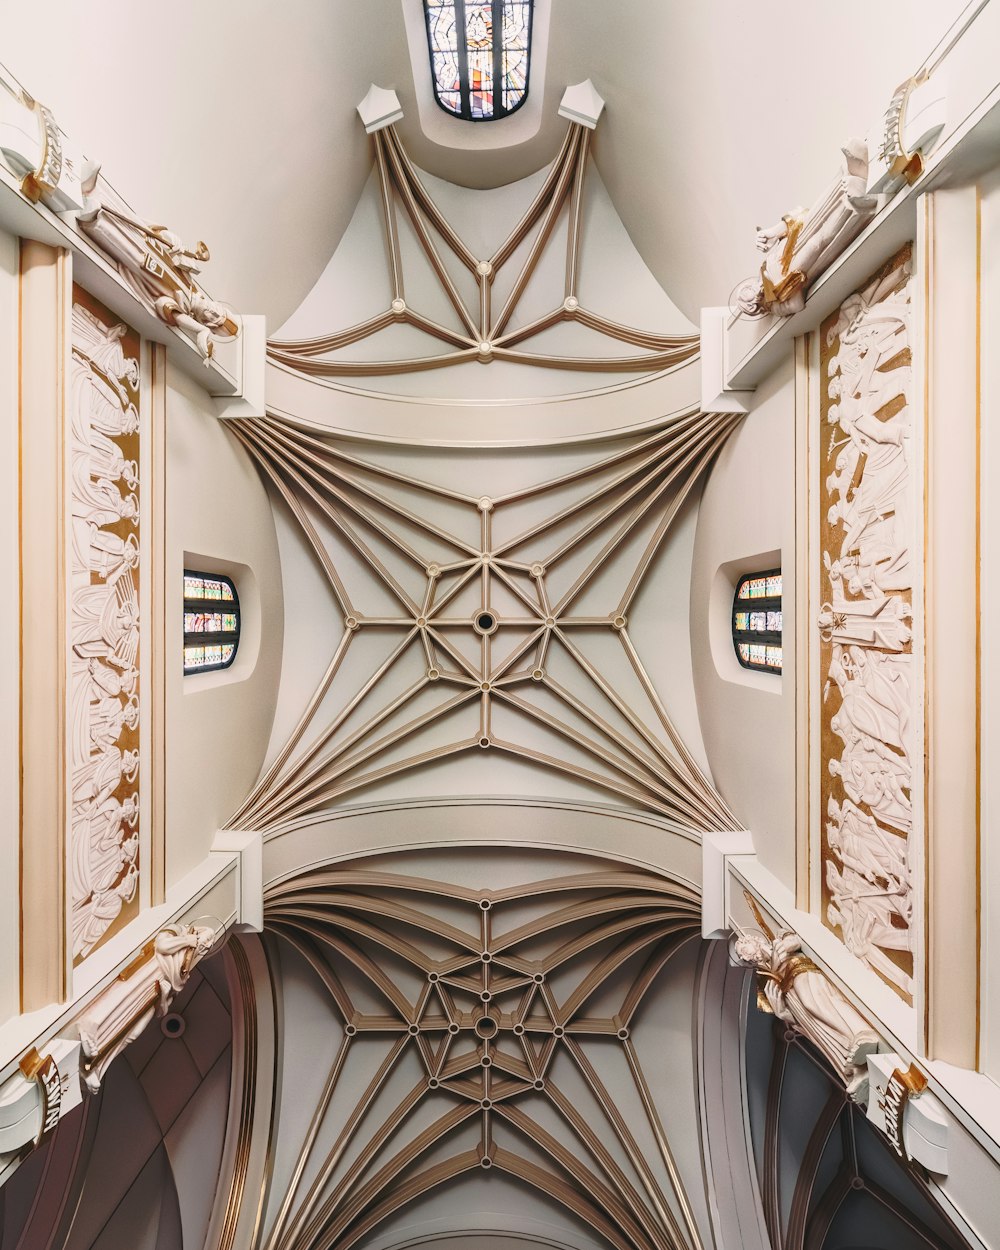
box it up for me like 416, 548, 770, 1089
735, 138, 880, 318
77, 922, 218, 1092
75, 162, 238, 361
731, 893, 880, 1099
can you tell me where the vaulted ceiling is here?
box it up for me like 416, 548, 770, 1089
255, 850, 711, 1250
4, 0, 968, 327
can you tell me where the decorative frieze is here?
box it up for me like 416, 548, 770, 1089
819, 244, 916, 1001
70, 291, 142, 962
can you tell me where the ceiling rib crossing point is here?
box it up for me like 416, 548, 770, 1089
256, 859, 709, 1250
266, 119, 700, 379
229, 412, 742, 833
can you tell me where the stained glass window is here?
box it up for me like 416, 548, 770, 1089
733, 569, 782, 674
183, 570, 240, 674
423, 1, 533, 122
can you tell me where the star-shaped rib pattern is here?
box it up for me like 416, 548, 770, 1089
230, 412, 742, 834
258, 864, 707, 1250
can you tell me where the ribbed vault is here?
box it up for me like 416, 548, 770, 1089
230, 411, 741, 833
267, 122, 700, 378
254, 852, 711, 1250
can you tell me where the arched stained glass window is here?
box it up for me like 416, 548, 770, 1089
183, 571, 240, 673
733, 570, 782, 674
423, 1, 533, 121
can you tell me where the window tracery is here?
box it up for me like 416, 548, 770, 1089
733, 570, 782, 673
423, 0, 532, 121
183, 572, 240, 673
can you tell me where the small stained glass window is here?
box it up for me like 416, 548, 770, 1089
184, 569, 240, 674
733, 570, 782, 674
423, 1, 533, 122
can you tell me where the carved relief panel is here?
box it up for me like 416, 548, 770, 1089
817, 244, 918, 1002
69, 287, 141, 963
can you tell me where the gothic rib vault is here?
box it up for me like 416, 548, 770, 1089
229, 411, 741, 834
266, 120, 700, 378
223, 84, 746, 1250
255, 854, 708, 1250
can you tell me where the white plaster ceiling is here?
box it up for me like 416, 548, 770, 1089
3, 0, 972, 328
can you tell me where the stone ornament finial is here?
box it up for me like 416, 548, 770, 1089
865, 1054, 949, 1173
76, 922, 218, 1093
732, 895, 879, 1101
0, 85, 87, 212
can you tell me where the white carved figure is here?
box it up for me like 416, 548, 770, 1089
826, 863, 912, 996
69, 300, 142, 960
76, 164, 238, 360
737, 139, 880, 317
77, 923, 217, 1092
72, 864, 138, 960
818, 596, 912, 653
732, 909, 879, 1099
71, 744, 139, 808
829, 739, 911, 833
72, 577, 139, 667
819, 249, 915, 998
78, 428, 139, 491
827, 796, 909, 886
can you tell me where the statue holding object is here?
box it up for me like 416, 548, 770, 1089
76, 922, 217, 1092
732, 893, 879, 1099
76, 162, 239, 361
736, 138, 880, 318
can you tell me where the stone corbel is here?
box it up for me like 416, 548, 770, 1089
357, 85, 404, 134
701, 830, 756, 938
212, 315, 267, 419
212, 830, 263, 931
865, 1054, 949, 1174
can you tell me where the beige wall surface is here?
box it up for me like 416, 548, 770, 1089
690, 354, 796, 883
165, 367, 282, 886
0, 230, 18, 1018
979, 166, 1000, 1081
4, 1, 971, 332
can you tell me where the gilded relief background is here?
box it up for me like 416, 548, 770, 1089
818, 244, 915, 1001
70, 287, 141, 963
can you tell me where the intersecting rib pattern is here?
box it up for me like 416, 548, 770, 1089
229, 412, 743, 833
258, 865, 706, 1250
266, 123, 701, 377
